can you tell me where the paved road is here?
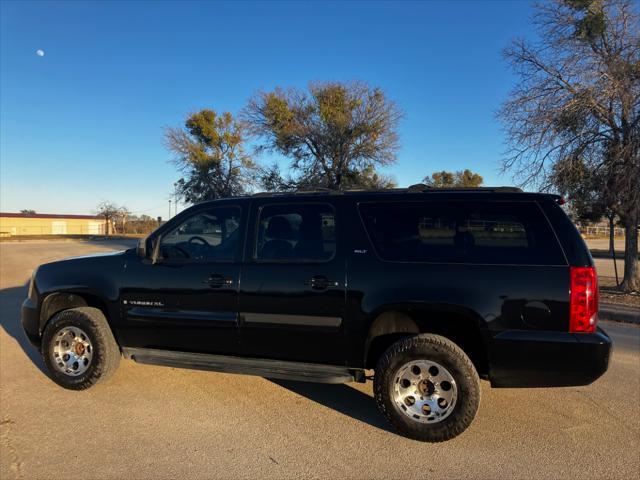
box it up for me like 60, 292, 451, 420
583, 238, 637, 279
593, 257, 625, 279
584, 238, 628, 252
1, 240, 639, 479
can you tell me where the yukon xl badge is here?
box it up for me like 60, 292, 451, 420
354, 249, 368, 254
123, 300, 164, 307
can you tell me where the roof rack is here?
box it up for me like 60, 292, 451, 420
407, 183, 430, 193
405, 184, 523, 194
250, 185, 524, 197
251, 188, 340, 197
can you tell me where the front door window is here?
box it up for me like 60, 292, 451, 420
160, 206, 241, 262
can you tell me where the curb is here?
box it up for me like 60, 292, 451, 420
600, 303, 640, 324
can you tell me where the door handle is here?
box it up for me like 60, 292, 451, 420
203, 274, 233, 288
304, 276, 339, 290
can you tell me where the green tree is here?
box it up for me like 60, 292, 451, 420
423, 169, 484, 188
165, 109, 257, 203
259, 163, 396, 192
498, 0, 639, 291
552, 157, 612, 223
342, 165, 397, 189
244, 81, 402, 190
553, 157, 623, 284
258, 163, 298, 193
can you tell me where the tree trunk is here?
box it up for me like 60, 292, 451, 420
335, 172, 342, 190
608, 214, 619, 287
620, 216, 639, 292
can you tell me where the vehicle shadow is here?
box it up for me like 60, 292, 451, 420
270, 379, 392, 432
0, 281, 47, 374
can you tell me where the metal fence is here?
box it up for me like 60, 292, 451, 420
577, 224, 625, 237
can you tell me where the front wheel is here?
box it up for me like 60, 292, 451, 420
374, 334, 480, 442
42, 307, 121, 390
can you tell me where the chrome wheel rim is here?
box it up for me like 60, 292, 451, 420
391, 359, 457, 424
51, 327, 93, 376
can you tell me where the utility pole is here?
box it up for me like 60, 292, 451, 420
173, 182, 179, 217
169, 200, 172, 219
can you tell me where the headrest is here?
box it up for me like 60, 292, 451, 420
266, 216, 292, 239
298, 216, 322, 241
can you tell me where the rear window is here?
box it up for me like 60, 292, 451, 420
358, 201, 566, 265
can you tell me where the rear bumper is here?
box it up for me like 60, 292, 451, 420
21, 297, 41, 348
489, 327, 612, 388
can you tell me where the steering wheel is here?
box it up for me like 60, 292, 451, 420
188, 236, 210, 246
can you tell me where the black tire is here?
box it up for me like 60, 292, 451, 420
42, 307, 121, 390
374, 334, 480, 442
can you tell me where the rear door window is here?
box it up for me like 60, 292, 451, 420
254, 203, 336, 262
358, 201, 566, 265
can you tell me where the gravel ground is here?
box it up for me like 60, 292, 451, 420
599, 285, 640, 309
1, 240, 639, 480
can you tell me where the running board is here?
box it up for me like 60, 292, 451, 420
122, 347, 365, 384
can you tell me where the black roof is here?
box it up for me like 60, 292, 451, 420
167, 186, 562, 225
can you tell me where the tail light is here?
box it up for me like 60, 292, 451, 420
569, 266, 598, 333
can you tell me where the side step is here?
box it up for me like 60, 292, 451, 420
122, 347, 365, 384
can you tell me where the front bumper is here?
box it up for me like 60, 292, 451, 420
21, 297, 41, 348
489, 327, 612, 388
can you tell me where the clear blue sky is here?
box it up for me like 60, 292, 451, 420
1, 0, 536, 218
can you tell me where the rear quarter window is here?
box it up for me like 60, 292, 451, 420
358, 201, 566, 265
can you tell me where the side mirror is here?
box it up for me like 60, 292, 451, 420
136, 238, 147, 258
151, 236, 162, 264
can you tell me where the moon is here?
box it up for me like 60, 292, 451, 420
36, 49, 45, 57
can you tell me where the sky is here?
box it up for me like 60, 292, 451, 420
0, 0, 537, 218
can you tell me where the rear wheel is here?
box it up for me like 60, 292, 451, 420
374, 334, 480, 442
42, 307, 120, 390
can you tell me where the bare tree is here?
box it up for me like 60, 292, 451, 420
244, 81, 402, 190
498, 0, 639, 291
114, 206, 131, 234
96, 201, 120, 235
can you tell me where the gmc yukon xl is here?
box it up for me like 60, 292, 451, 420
22, 186, 612, 441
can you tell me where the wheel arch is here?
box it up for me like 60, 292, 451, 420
364, 304, 490, 377
40, 291, 111, 336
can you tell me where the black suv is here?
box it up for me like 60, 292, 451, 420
21, 187, 612, 441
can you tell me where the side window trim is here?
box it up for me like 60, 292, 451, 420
535, 200, 570, 266
251, 201, 337, 264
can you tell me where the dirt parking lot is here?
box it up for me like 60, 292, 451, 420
1, 239, 639, 479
